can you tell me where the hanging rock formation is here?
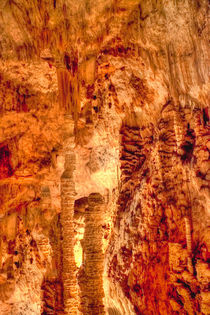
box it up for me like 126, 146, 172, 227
0, 0, 209, 314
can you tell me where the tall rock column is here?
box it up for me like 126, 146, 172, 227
79, 193, 105, 315
61, 115, 78, 314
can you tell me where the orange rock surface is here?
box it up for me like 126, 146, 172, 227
0, 1, 209, 314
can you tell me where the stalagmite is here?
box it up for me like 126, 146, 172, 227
184, 216, 194, 275
0, 1, 209, 314
79, 193, 105, 315
61, 116, 78, 315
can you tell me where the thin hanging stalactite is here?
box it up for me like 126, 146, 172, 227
57, 68, 80, 122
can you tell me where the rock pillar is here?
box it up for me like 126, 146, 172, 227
61, 116, 78, 314
79, 193, 105, 315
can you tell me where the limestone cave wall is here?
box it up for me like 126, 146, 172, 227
0, 0, 209, 314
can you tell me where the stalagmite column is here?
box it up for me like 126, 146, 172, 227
184, 217, 194, 275
61, 115, 78, 314
79, 193, 105, 315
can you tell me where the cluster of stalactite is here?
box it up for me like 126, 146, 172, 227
107, 102, 209, 314
57, 67, 80, 121
118, 119, 152, 216
0, 1, 209, 314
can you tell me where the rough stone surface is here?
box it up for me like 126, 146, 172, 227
0, 0, 209, 314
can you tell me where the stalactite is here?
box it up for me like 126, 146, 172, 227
0, 1, 209, 314
57, 69, 80, 121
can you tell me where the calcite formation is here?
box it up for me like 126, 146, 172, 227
0, 0, 209, 314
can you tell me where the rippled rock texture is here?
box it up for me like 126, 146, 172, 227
0, 0, 209, 314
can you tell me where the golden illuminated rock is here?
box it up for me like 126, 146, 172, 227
0, 1, 209, 314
